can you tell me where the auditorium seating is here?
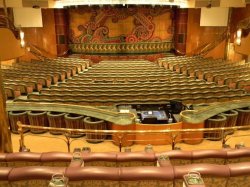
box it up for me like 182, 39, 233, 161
1, 162, 250, 186
83, 117, 107, 143
4, 87, 21, 100
1, 148, 250, 167
47, 112, 66, 135
2, 57, 90, 100
160, 56, 250, 93
2, 57, 247, 105
27, 111, 48, 134
8, 111, 29, 134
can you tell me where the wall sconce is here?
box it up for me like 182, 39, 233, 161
19, 30, 25, 48
20, 40, 25, 48
20, 30, 24, 40
235, 28, 242, 46
236, 29, 242, 38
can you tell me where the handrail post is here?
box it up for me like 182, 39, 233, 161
65, 132, 71, 153
116, 134, 124, 152
171, 133, 177, 150
17, 121, 30, 152
221, 129, 230, 148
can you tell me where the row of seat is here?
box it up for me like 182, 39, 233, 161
14, 94, 250, 106
1, 162, 248, 187
8, 111, 107, 142
60, 79, 210, 86
40, 86, 233, 95
158, 56, 250, 92
80, 53, 164, 63
56, 79, 215, 86
1, 149, 250, 167
27, 90, 247, 101
2, 58, 91, 100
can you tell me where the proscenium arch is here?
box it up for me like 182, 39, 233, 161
181, 99, 250, 124
6, 102, 135, 125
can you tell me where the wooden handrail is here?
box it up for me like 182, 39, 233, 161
0, 15, 20, 39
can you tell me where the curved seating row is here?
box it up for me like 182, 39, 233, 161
2, 58, 91, 100
159, 56, 250, 93
8, 111, 107, 142
41, 86, 233, 95
56, 81, 216, 88
25, 92, 250, 105
53, 84, 217, 90
15, 94, 250, 106
2, 163, 250, 187
1, 149, 250, 167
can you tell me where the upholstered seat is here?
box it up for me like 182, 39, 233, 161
119, 166, 174, 187
65, 166, 120, 187
226, 148, 250, 163
27, 111, 48, 134
236, 107, 250, 127
0, 153, 7, 167
47, 111, 66, 135
40, 152, 72, 167
227, 162, 250, 187
0, 167, 12, 187
221, 110, 238, 135
205, 114, 227, 140
82, 152, 117, 167
83, 117, 107, 143
156, 150, 192, 166
6, 152, 41, 167
8, 111, 29, 134
191, 149, 227, 164
64, 113, 84, 138
8, 166, 66, 187
116, 152, 156, 167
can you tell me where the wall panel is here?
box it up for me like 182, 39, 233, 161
186, 8, 226, 59
21, 9, 57, 58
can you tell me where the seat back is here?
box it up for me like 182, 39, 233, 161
192, 149, 226, 164
65, 166, 120, 187
116, 152, 156, 167
156, 150, 192, 165
0, 167, 12, 187
227, 162, 250, 187
8, 166, 66, 187
0, 153, 7, 167
226, 148, 250, 163
6, 152, 41, 167
119, 166, 174, 187
41, 152, 72, 167
82, 152, 117, 167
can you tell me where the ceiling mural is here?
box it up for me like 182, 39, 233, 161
69, 6, 173, 44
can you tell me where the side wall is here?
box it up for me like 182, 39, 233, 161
229, 4, 250, 60
20, 8, 58, 61
186, 8, 226, 59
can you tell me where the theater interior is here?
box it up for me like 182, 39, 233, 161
1, 0, 250, 186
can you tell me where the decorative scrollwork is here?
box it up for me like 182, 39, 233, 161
69, 6, 172, 44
